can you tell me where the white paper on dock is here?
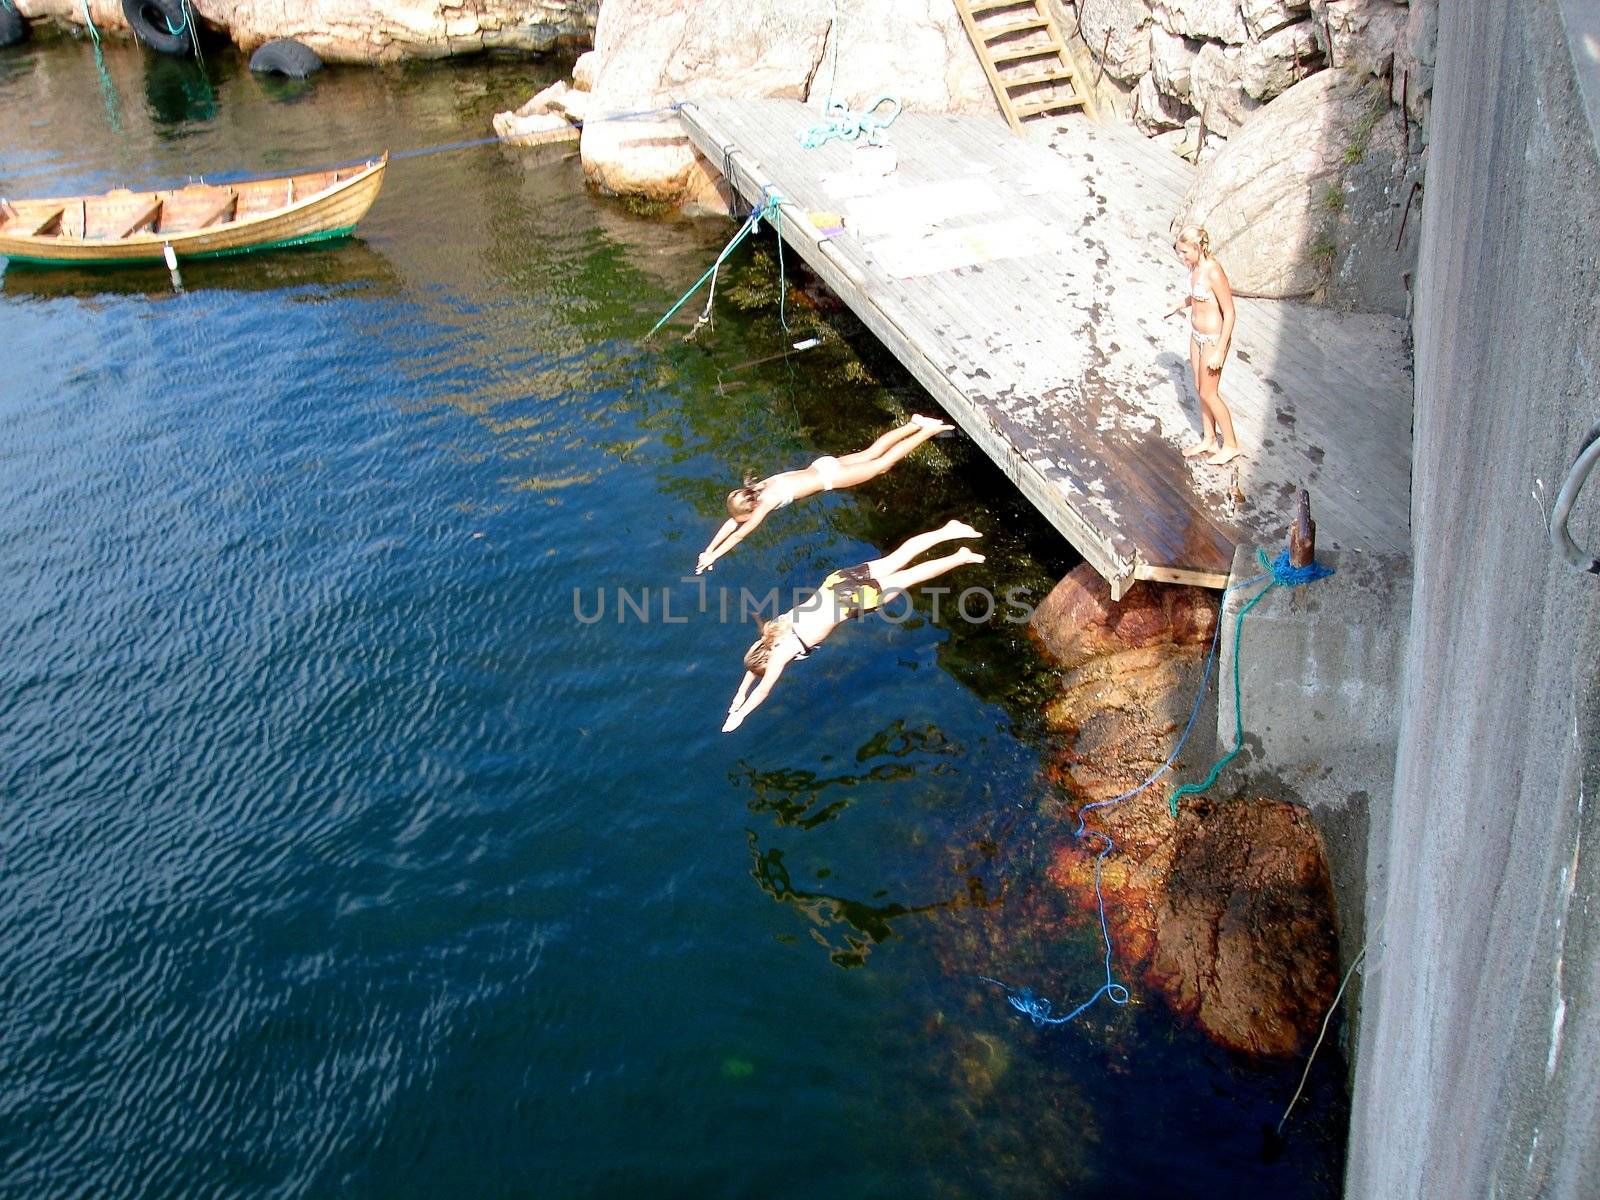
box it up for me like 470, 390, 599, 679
862, 216, 1053, 278
842, 178, 1005, 239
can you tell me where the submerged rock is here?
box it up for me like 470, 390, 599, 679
1029, 564, 1340, 1057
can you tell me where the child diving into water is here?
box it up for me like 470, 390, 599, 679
695, 415, 955, 575
721, 520, 983, 732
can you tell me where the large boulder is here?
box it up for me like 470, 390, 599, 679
1178, 69, 1407, 303
17, 0, 598, 60
1241, 0, 1311, 39
580, 0, 996, 208
1310, 0, 1410, 79
1238, 18, 1320, 102
1151, 0, 1248, 45
1188, 40, 1257, 135
1149, 23, 1195, 100
1077, 0, 1153, 84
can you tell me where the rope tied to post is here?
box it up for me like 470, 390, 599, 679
1167, 546, 1334, 818
798, 95, 901, 149
645, 187, 787, 340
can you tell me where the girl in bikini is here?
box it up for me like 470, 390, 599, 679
695, 414, 955, 574
1165, 224, 1244, 467
721, 520, 984, 731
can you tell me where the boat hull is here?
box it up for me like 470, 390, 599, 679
0, 158, 386, 267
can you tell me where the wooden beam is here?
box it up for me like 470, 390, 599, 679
24, 208, 64, 236
192, 191, 238, 229
115, 199, 163, 240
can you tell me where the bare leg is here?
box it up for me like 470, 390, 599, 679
829, 423, 951, 488
838, 420, 927, 467
878, 547, 985, 592
1183, 339, 1218, 456
1200, 365, 1243, 464
869, 519, 981, 576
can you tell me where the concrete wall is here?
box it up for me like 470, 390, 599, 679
1345, 1, 1600, 1196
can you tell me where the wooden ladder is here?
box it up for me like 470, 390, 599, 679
953, 0, 1092, 134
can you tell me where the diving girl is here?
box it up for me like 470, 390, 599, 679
721, 520, 983, 732
695, 415, 954, 575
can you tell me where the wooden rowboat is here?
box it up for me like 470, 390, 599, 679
0, 155, 387, 267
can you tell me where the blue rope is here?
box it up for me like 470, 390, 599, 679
799, 95, 901, 149
80, 0, 123, 134
1167, 548, 1333, 817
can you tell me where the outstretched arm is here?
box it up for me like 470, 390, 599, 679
697, 505, 771, 574
723, 656, 788, 732
697, 518, 740, 574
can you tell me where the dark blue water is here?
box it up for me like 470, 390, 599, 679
0, 39, 1345, 1198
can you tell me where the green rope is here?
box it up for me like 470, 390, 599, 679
80, 0, 123, 133
645, 191, 783, 340
799, 95, 901, 149
1167, 548, 1334, 818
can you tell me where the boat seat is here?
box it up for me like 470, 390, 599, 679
21, 208, 64, 236
192, 191, 238, 229
116, 199, 163, 239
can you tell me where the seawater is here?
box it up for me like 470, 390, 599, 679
0, 39, 1346, 1198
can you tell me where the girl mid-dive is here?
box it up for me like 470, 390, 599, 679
721, 520, 983, 732
695, 415, 954, 574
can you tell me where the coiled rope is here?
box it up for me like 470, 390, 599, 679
799, 95, 901, 149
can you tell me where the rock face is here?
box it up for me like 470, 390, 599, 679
16, 0, 597, 61
1054, 0, 1434, 311
579, 0, 996, 208
1029, 565, 1340, 1057
1178, 69, 1414, 305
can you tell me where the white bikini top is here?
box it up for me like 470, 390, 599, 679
761, 472, 804, 508
1189, 269, 1215, 303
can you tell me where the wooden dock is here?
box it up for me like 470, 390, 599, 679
678, 98, 1413, 596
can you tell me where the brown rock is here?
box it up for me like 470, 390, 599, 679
1027, 562, 1217, 672
1027, 566, 1339, 1056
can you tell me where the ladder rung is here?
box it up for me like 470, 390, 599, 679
991, 42, 1060, 64
1005, 66, 1078, 89
1012, 96, 1088, 118
982, 16, 1048, 39
966, 0, 1032, 13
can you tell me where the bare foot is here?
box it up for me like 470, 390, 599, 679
1205, 445, 1246, 467
943, 520, 982, 539
958, 548, 986, 565
1182, 439, 1219, 458
912, 414, 945, 430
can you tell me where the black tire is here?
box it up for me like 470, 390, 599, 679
121, 0, 194, 56
0, 2, 27, 49
249, 38, 322, 79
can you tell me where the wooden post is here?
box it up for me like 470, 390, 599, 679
1289, 488, 1316, 569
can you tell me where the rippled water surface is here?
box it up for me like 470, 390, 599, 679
0, 38, 1345, 1198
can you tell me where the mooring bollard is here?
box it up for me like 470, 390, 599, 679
1289, 488, 1316, 568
